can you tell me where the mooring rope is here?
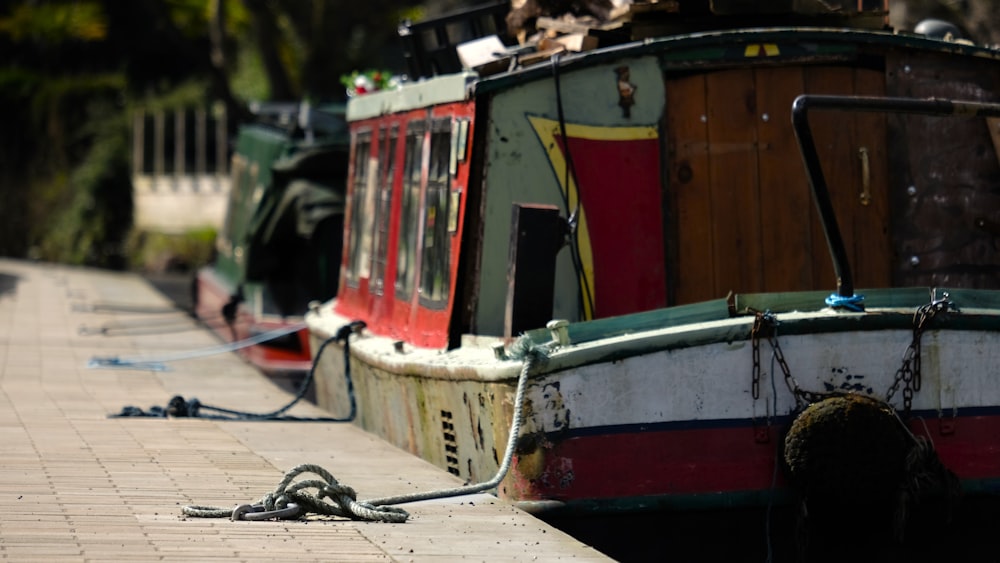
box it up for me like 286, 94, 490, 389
824, 292, 865, 311
88, 322, 308, 371
109, 322, 362, 422
366, 347, 540, 507
180, 343, 544, 522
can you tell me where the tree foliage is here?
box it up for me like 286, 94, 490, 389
0, 0, 421, 265
0, 0, 993, 265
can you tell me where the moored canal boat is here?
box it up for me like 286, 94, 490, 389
195, 103, 349, 376
306, 0, 1000, 527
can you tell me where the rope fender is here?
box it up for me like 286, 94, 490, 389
783, 393, 960, 548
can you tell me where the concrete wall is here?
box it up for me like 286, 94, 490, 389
132, 106, 230, 234
133, 174, 230, 234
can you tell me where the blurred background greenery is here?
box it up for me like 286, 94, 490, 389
0, 0, 993, 271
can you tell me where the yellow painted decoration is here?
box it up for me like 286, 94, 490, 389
744, 44, 781, 57
527, 115, 659, 320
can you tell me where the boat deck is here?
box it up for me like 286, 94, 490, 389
0, 258, 609, 562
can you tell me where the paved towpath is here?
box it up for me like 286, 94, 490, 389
0, 259, 611, 562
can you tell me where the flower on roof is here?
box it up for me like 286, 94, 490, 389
340, 70, 399, 97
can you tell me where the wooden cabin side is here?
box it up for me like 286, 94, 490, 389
664, 58, 892, 305
465, 32, 1000, 338
884, 49, 1000, 288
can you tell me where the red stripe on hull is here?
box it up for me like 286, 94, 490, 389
511, 425, 779, 501
930, 415, 1000, 480
510, 415, 1000, 503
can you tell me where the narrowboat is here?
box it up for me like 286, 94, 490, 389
195, 103, 348, 377
306, 0, 1000, 537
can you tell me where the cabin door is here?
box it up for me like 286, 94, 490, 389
665, 66, 891, 305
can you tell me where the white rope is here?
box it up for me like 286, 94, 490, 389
365, 348, 541, 506
87, 322, 307, 371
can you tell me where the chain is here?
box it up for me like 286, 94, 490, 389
751, 313, 762, 400
886, 293, 955, 416
751, 311, 825, 410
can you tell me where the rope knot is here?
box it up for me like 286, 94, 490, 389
321, 482, 356, 500
335, 320, 366, 342
182, 464, 409, 523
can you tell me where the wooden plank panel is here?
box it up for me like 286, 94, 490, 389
886, 50, 1000, 290
755, 66, 814, 292
851, 67, 892, 289
666, 74, 715, 304
803, 67, 892, 294
706, 69, 763, 297
804, 66, 857, 295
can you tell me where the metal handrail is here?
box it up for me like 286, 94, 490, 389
791, 94, 1000, 304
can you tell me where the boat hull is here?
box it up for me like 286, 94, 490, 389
308, 301, 1000, 513
195, 267, 312, 375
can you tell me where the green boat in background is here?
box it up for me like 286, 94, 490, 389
195, 103, 349, 376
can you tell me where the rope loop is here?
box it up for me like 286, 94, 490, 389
182, 463, 409, 523
824, 292, 866, 311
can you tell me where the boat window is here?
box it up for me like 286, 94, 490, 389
371, 125, 398, 295
346, 130, 375, 285
419, 120, 451, 305
396, 122, 425, 298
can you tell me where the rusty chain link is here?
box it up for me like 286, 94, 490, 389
886, 293, 955, 416
753, 293, 955, 416
751, 311, 826, 410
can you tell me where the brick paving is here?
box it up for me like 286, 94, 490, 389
0, 259, 611, 562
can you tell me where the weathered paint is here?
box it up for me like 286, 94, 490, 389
309, 296, 1000, 510
884, 49, 1000, 289
310, 325, 517, 485
477, 56, 666, 332
346, 72, 477, 121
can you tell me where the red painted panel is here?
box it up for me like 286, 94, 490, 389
557, 134, 667, 318
516, 425, 779, 501
925, 415, 1000, 480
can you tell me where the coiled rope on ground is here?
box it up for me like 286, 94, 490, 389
181, 343, 544, 522
182, 463, 410, 523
